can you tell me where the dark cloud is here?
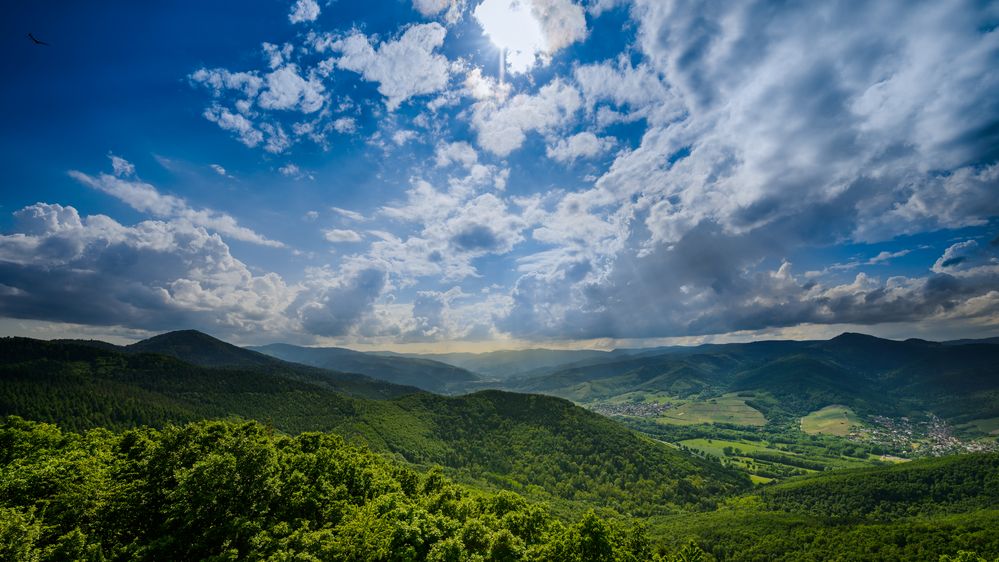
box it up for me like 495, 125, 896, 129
299, 267, 387, 337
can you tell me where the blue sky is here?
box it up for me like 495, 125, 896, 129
1, 0, 998, 349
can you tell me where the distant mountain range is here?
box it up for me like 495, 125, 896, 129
249, 342, 477, 393
487, 333, 999, 426
44, 330, 999, 428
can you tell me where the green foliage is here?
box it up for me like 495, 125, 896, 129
758, 453, 999, 520
0, 338, 750, 516
0, 417, 711, 562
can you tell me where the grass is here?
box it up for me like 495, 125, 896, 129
655, 393, 766, 426
956, 416, 999, 436
800, 404, 863, 436
679, 438, 774, 457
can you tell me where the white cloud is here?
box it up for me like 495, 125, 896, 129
257, 65, 326, 113
471, 78, 581, 156
190, 68, 263, 99
323, 228, 363, 243
331, 207, 367, 222
70, 156, 284, 248
209, 164, 229, 177
413, 0, 465, 24
546, 131, 614, 163
333, 117, 358, 134
279, 163, 313, 180
435, 141, 478, 168
333, 23, 452, 110
289, 0, 321, 24
303, 210, 319, 221
574, 57, 679, 125
392, 129, 418, 145
203, 105, 265, 149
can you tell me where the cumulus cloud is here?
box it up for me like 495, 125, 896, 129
0, 203, 296, 338
363, 178, 531, 282
190, 44, 330, 153
69, 157, 284, 248
546, 131, 614, 163
413, 0, 465, 24
332, 23, 452, 110
299, 267, 388, 337
471, 78, 581, 156
289, 0, 321, 23
435, 141, 478, 168
257, 65, 326, 113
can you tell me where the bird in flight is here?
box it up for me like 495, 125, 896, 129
27, 33, 50, 46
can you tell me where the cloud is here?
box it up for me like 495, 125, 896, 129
299, 267, 387, 337
392, 129, 418, 145
485, 1, 999, 341
573, 57, 679, 125
289, 0, 321, 23
279, 163, 313, 180
0, 203, 296, 339
331, 207, 367, 222
435, 141, 478, 168
332, 23, 452, 110
546, 131, 615, 163
323, 228, 363, 243
209, 164, 229, 177
413, 0, 465, 24
363, 179, 531, 282
202, 105, 265, 149
257, 65, 326, 113
473, 0, 587, 74
500, 222, 999, 340
471, 78, 581, 156
69, 156, 284, 248
333, 117, 358, 133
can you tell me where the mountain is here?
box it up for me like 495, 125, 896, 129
250, 342, 478, 393
945, 336, 999, 346
126, 329, 280, 368
500, 333, 999, 424
61, 329, 419, 400
0, 336, 748, 515
391, 348, 612, 380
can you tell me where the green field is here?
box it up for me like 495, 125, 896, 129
679, 438, 775, 457
800, 404, 863, 436
957, 416, 999, 436
656, 393, 767, 426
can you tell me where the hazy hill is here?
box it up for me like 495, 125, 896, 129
391, 348, 612, 380
0, 336, 748, 515
250, 342, 478, 393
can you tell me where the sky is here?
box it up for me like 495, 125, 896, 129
1, 0, 998, 351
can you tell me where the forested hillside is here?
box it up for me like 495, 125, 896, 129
0, 337, 746, 516
505, 333, 999, 423
649, 454, 999, 561
0, 417, 708, 561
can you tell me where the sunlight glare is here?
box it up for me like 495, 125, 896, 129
473, 0, 547, 75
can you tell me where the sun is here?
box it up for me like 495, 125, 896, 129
473, 0, 547, 75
